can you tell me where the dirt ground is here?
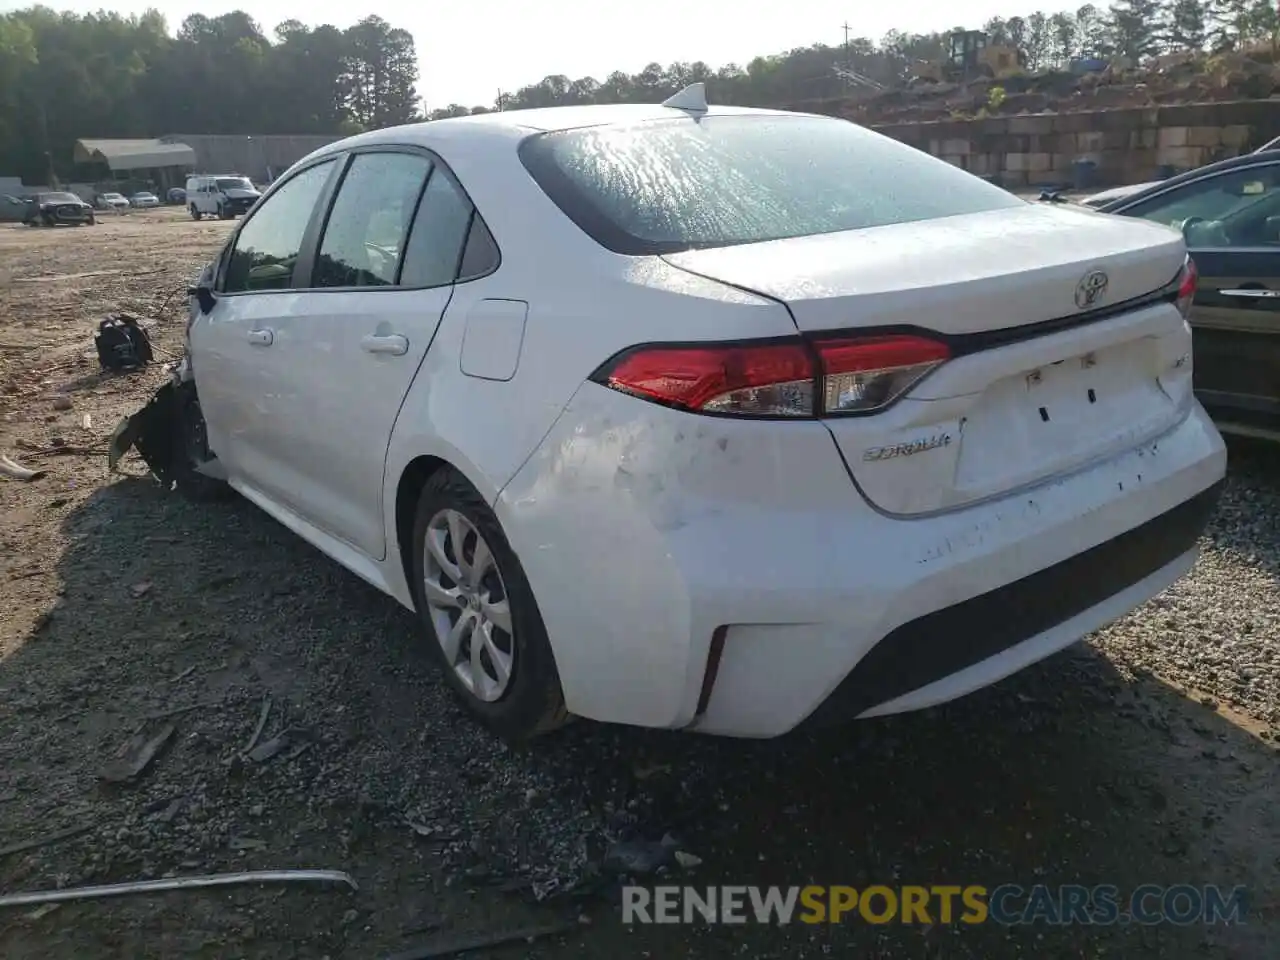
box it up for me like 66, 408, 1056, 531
0, 207, 1278, 959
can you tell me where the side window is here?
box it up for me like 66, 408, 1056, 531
1125, 164, 1280, 248
458, 215, 500, 280
222, 160, 335, 293
400, 167, 474, 288
312, 152, 433, 288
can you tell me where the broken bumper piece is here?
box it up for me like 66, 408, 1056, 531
108, 355, 224, 490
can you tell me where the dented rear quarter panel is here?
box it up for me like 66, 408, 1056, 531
376, 253, 797, 608
496, 382, 1226, 730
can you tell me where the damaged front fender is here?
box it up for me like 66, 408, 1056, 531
108, 354, 227, 495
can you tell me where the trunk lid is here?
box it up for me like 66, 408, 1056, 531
663, 204, 1185, 335
665, 204, 1194, 515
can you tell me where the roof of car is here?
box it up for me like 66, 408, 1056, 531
1096, 150, 1280, 211
433, 102, 795, 132
322, 102, 811, 156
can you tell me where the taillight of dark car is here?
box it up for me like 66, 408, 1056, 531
1174, 256, 1197, 319
590, 334, 950, 418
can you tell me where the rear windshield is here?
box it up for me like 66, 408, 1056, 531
40, 192, 81, 204
518, 114, 1023, 255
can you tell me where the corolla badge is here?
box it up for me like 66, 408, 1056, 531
1075, 269, 1109, 309
863, 433, 953, 462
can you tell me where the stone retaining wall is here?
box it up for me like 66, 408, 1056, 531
862, 99, 1280, 187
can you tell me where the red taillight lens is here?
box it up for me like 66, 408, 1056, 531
597, 342, 815, 416
1175, 256, 1197, 319
815, 335, 951, 414
594, 334, 951, 417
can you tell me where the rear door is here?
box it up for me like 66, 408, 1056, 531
1115, 160, 1280, 435
245, 147, 481, 560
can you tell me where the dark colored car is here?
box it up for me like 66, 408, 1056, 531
1097, 152, 1280, 442
167, 187, 187, 205
22, 191, 95, 227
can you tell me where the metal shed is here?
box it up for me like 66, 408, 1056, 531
73, 139, 197, 191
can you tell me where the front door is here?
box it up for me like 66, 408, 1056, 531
193, 157, 341, 486
249, 149, 479, 559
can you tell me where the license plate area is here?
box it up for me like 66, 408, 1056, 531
1023, 351, 1105, 426
952, 340, 1177, 495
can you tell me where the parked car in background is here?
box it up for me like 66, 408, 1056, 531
130, 191, 160, 209
114, 91, 1225, 743
186, 174, 261, 220
1095, 151, 1280, 442
1080, 134, 1280, 210
1079, 182, 1158, 208
98, 192, 130, 211
19, 191, 95, 226
0, 194, 29, 222
167, 187, 187, 205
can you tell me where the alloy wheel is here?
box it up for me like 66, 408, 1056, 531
421, 508, 515, 702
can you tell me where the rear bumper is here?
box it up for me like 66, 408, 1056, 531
801, 480, 1219, 728
497, 385, 1227, 737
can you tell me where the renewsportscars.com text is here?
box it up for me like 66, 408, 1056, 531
622, 884, 1248, 926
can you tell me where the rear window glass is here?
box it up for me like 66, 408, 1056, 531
518, 115, 1023, 255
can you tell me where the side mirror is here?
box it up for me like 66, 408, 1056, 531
187, 282, 216, 315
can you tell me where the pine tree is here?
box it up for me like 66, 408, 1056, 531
1109, 0, 1167, 59
1165, 0, 1210, 49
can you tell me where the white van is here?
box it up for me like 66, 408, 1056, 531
186, 174, 262, 220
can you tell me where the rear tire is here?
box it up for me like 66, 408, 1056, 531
409, 468, 568, 743
189, 204, 201, 221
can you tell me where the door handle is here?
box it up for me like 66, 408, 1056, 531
1220, 288, 1280, 299
360, 333, 409, 356
246, 328, 274, 346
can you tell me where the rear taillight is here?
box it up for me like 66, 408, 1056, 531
815, 335, 951, 414
1175, 256, 1197, 319
591, 334, 950, 418
596, 342, 814, 417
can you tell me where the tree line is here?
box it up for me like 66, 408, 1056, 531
0, 7, 419, 182
0, 1, 1275, 182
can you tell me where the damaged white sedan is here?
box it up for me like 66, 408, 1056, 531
111, 87, 1227, 742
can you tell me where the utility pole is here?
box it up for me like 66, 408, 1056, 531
841, 21, 853, 89
497, 88, 504, 112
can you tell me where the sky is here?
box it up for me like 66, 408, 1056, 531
1, 0, 1031, 109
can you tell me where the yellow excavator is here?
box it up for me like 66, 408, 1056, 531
914, 29, 1025, 83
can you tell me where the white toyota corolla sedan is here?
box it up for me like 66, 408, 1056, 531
112, 86, 1226, 742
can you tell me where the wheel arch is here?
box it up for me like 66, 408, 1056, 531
393, 454, 451, 594
389, 448, 500, 605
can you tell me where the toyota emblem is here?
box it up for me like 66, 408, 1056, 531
1075, 269, 1109, 309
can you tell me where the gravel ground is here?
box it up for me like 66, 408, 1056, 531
0, 208, 1277, 959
